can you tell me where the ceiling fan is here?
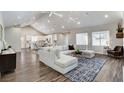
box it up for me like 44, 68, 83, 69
41, 11, 63, 18
69, 17, 80, 24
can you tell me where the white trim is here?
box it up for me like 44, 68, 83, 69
95, 51, 107, 55
15, 49, 21, 52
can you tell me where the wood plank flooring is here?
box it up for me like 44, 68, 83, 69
0, 49, 124, 82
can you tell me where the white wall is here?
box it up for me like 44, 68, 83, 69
0, 12, 4, 40
0, 12, 4, 51
5, 27, 21, 51
4, 22, 124, 54
0, 12, 4, 27
56, 23, 123, 54
5, 26, 43, 52
56, 33, 67, 45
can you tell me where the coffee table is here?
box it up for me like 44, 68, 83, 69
69, 50, 95, 58
69, 51, 84, 58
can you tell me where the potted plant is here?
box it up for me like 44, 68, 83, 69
75, 48, 82, 54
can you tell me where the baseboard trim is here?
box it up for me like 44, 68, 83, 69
95, 52, 107, 55
15, 49, 21, 53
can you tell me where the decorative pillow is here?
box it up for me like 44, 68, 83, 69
68, 45, 75, 50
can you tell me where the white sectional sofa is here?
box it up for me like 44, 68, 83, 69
38, 46, 95, 74
38, 46, 78, 74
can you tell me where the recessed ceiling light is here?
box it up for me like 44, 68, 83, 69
85, 12, 89, 16
77, 22, 81, 24
104, 14, 109, 18
61, 26, 65, 29
32, 16, 36, 20
17, 16, 22, 19
60, 15, 63, 18
48, 20, 50, 23
69, 17, 73, 20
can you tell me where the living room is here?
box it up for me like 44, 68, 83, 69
0, 11, 124, 82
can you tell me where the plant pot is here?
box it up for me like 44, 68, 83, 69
75, 51, 82, 54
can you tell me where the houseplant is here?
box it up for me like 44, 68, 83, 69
75, 48, 82, 54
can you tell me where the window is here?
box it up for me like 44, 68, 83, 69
76, 33, 88, 45
92, 31, 109, 46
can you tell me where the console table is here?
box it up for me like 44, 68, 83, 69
0, 48, 16, 77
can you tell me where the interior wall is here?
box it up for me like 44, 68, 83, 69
5, 26, 43, 52
56, 23, 123, 54
5, 27, 21, 51
4, 22, 124, 54
56, 33, 67, 45
0, 12, 4, 51
0, 12, 5, 41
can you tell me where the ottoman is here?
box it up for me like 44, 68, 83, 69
83, 50, 95, 58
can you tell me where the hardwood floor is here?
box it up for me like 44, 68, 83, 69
0, 49, 123, 82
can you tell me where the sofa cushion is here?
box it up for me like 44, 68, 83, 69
55, 55, 77, 68
60, 50, 75, 55
54, 46, 68, 51
55, 49, 60, 59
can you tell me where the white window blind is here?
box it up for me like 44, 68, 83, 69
76, 33, 88, 45
92, 31, 109, 46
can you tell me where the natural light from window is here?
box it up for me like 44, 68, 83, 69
92, 31, 109, 46
76, 33, 88, 45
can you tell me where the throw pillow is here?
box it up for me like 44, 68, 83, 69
68, 45, 75, 50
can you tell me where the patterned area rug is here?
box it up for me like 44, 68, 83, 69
64, 55, 105, 82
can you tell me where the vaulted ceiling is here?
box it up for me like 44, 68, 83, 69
1, 11, 123, 34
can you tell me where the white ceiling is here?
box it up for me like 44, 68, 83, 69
2, 11, 42, 27
2, 11, 123, 34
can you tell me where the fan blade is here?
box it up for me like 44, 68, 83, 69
49, 12, 53, 17
70, 18, 75, 22
69, 17, 78, 22
53, 12, 63, 17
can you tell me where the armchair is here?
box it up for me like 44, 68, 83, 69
107, 46, 123, 58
